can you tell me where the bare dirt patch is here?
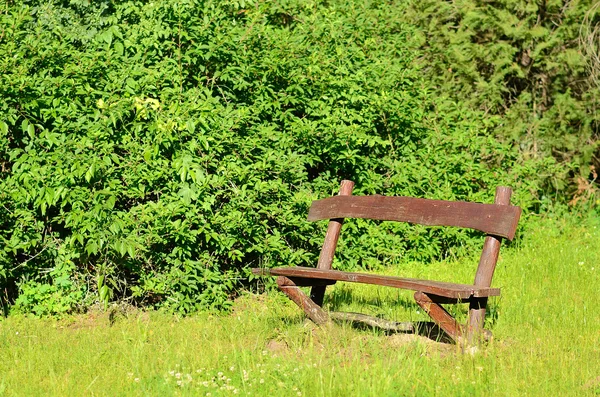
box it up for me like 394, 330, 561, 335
583, 375, 600, 391
387, 333, 456, 356
265, 339, 290, 356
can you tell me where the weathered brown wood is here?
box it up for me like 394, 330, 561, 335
253, 181, 520, 346
473, 186, 513, 287
307, 195, 521, 240
466, 186, 512, 344
276, 277, 329, 325
251, 268, 337, 286
329, 312, 414, 332
310, 180, 354, 306
258, 267, 500, 299
414, 291, 463, 342
466, 298, 488, 345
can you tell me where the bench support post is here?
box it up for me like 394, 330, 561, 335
465, 186, 512, 344
466, 297, 488, 345
277, 277, 330, 325
310, 180, 354, 306
414, 291, 463, 342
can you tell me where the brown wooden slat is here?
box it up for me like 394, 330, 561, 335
307, 195, 521, 240
252, 267, 500, 299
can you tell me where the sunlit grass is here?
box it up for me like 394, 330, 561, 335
0, 217, 599, 396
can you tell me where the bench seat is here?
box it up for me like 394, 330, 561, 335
252, 267, 500, 299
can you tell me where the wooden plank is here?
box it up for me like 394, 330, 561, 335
307, 194, 521, 240
414, 291, 463, 342
276, 277, 329, 325
254, 267, 501, 299
310, 180, 354, 306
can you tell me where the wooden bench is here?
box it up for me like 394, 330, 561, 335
252, 180, 521, 344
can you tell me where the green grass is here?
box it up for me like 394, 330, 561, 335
1, 217, 599, 396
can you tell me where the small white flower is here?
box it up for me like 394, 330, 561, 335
134, 378, 140, 382
260, 379, 264, 384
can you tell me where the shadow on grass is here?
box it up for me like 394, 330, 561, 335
324, 284, 420, 312
329, 316, 455, 344
323, 285, 455, 344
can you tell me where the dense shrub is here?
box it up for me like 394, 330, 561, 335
0, 0, 594, 314
406, 0, 600, 193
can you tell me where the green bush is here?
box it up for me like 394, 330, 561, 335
0, 0, 593, 314
405, 0, 600, 187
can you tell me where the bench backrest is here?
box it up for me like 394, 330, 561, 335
308, 195, 520, 240
308, 180, 521, 289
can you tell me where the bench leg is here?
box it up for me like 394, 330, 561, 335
277, 276, 330, 325
309, 285, 326, 307
414, 291, 463, 343
466, 297, 488, 345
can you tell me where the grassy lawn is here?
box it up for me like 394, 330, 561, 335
1, 217, 599, 396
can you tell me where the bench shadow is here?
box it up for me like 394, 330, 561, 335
330, 316, 454, 344
323, 285, 455, 344
324, 284, 420, 312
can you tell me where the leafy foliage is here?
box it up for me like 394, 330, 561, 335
407, 0, 600, 188
0, 0, 594, 314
